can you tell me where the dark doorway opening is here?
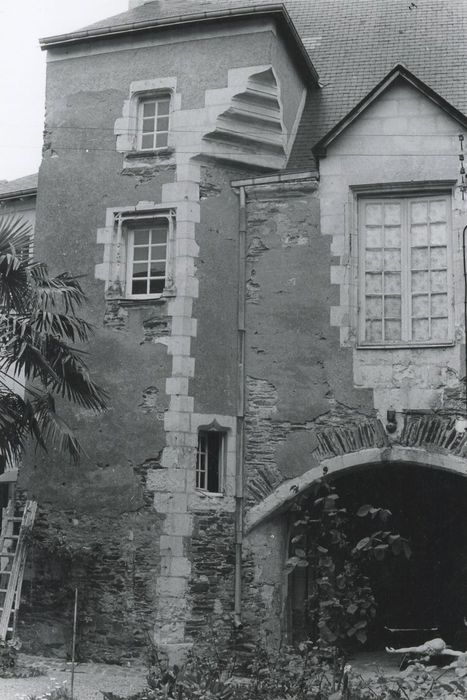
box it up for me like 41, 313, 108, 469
290, 463, 467, 650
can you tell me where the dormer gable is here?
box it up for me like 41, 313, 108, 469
313, 64, 467, 158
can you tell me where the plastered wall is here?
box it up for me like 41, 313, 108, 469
22, 18, 309, 661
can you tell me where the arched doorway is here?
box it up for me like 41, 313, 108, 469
289, 461, 467, 650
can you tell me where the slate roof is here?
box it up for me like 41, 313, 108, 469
41, 0, 467, 168
0, 174, 38, 201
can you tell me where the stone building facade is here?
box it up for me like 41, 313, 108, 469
9, 0, 467, 662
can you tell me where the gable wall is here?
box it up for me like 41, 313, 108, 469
319, 80, 465, 429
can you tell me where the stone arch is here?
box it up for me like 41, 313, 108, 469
245, 445, 467, 533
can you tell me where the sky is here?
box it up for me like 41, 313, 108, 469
0, 0, 129, 182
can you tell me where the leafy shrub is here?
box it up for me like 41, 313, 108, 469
286, 475, 410, 652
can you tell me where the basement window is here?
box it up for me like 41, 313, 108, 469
359, 194, 452, 345
137, 95, 171, 151
196, 430, 226, 493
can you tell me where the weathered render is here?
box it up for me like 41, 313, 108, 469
9, 0, 467, 662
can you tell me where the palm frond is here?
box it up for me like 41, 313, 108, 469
29, 309, 93, 344
0, 215, 32, 256
46, 338, 108, 411
30, 269, 87, 315
31, 393, 81, 463
0, 215, 33, 313
0, 215, 108, 462
1, 335, 60, 385
0, 386, 29, 464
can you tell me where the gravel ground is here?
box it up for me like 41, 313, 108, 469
0, 654, 147, 700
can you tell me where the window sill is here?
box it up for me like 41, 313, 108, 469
125, 147, 175, 160
107, 286, 176, 307
356, 341, 455, 350
195, 489, 224, 498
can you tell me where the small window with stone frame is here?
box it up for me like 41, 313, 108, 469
137, 94, 171, 151
196, 429, 226, 493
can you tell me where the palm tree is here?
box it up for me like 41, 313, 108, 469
0, 214, 107, 463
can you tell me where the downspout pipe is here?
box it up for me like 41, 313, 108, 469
463, 225, 467, 416
234, 186, 247, 629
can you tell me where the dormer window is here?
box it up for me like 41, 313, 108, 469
138, 95, 170, 151
359, 193, 452, 346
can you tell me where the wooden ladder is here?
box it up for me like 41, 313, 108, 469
0, 500, 37, 641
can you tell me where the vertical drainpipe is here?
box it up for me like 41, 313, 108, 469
234, 186, 247, 628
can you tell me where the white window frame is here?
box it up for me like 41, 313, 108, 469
196, 429, 227, 495
113, 210, 175, 300
136, 94, 171, 152
357, 191, 454, 347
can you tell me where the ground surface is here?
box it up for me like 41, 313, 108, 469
0, 650, 431, 699
0, 654, 147, 700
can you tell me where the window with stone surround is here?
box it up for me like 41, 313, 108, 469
111, 210, 175, 299
359, 193, 452, 346
137, 95, 171, 151
196, 429, 226, 493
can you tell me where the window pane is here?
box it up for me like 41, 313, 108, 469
149, 278, 165, 294
430, 223, 447, 245
207, 432, 222, 493
150, 261, 165, 276
366, 296, 382, 319
384, 249, 401, 270
196, 434, 206, 489
157, 117, 169, 132
143, 101, 156, 117
365, 250, 383, 271
430, 247, 447, 269
384, 227, 401, 247
132, 263, 147, 278
366, 227, 382, 247
412, 271, 428, 293
431, 293, 448, 316
151, 245, 167, 260
134, 230, 150, 245
412, 294, 429, 317
431, 317, 448, 340
385, 320, 401, 341
133, 247, 149, 261
411, 225, 428, 246
366, 203, 383, 225
142, 117, 155, 133
132, 279, 147, 295
155, 132, 168, 148
431, 270, 447, 292
366, 320, 382, 342
384, 203, 401, 225
141, 134, 154, 149
384, 272, 401, 294
411, 201, 428, 224
412, 318, 429, 341
150, 225, 167, 245
411, 248, 428, 270
430, 200, 446, 222
366, 273, 382, 294
384, 296, 401, 318
157, 99, 170, 116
